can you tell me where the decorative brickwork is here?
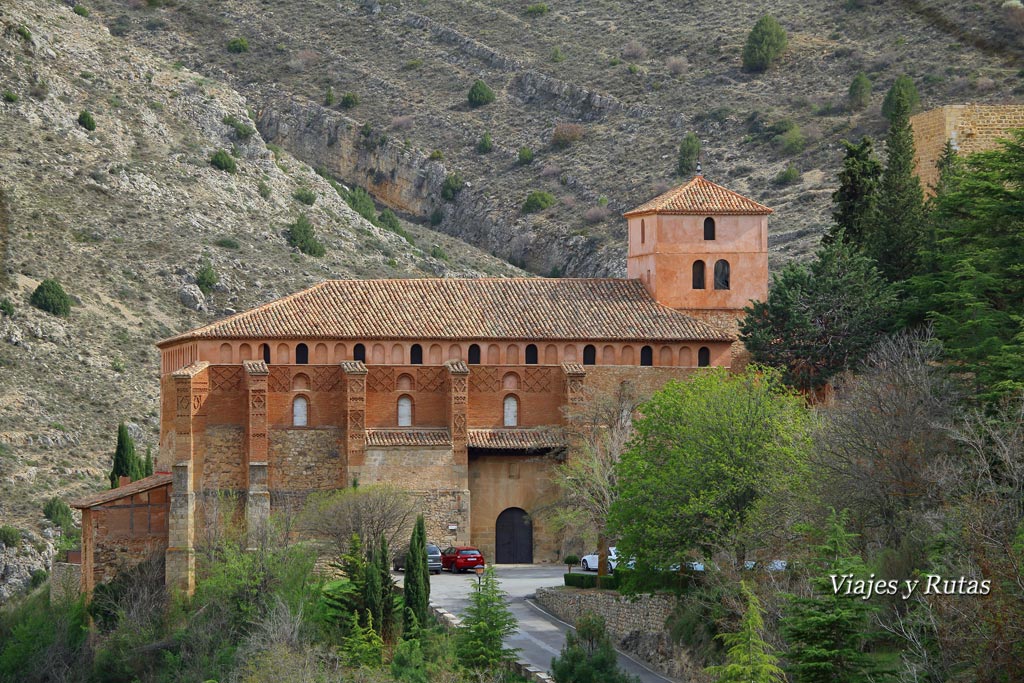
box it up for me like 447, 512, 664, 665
416, 366, 446, 392
268, 366, 291, 393
342, 362, 368, 482
312, 366, 342, 392
562, 363, 587, 406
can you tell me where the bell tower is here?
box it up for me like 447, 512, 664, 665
623, 174, 771, 334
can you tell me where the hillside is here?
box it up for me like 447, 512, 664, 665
83, 0, 1023, 275
0, 0, 522, 566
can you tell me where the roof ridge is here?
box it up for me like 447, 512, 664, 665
623, 174, 772, 216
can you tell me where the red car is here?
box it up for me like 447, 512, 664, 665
440, 546, 485, 572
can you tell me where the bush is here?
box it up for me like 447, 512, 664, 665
550, 123, 584, 149
196, 258, 219, 295
222, 114, 255, 140
584, 206, 610, 223
428, 149, 444, 161
227, 37, 249, 53
0, 298, 14, 316
43, 497, 75, 531
430, 245, 448, 261
441, 173, 463, 201
773, 125, 806, 154
563, 573, 619, 589
324, 85, 335, 106
378, 208, 401, 232
476, 131, 493, 154
742, 15, 788, 72
215, 236, 241, 249
467, 79, 495, 107
30, 279, 71, 316
882, 74, 920, 122
257, 180, 271, 199
848, 72, 871, 111
210, 149, 237, 173
293, 187, 317, 205
773, 163, 801, 186
525, 3, 549, 16
340, 92, 360, 109
30, 569, 48, 588
522, 191, 556, 213
16, 25, 32, 41
2, 90, 17, 103
666, 55, 687, 75
0, 525, 20, 548
621, 40, 647, 61
550, 46, 565, 62
347, 187, 378, 224
73, 5, 90, 17
287, 214, 325, 256
518, 146, 534, 165
77, 110, 96, 131
678, 131, 701, 175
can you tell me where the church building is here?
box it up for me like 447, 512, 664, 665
69, 175, 771, 595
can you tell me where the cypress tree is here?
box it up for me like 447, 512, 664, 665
705, 581, 785, 683
144, 445, 154, 477
364, 542, 384, 633
825, 137, 882, 247
881, 75, 919, 123
109, 423, 138, 488
847, 72, 871, 111
404, 515, 430, 633
868, 89, 924, 282
377, 535, 397, 642
456, 566, 519, 671
677, 132, 701, 176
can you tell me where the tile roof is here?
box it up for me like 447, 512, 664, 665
624, 175, 773, 217
158, 279, 732, 345
69, 473, 173, 509
365, 428, 452, 447
467, 428, 564, 450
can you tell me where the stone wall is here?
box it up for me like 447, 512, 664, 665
267, 427, 345, 505
535, 586, 708, 682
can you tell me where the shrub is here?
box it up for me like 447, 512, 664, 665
16, 25, 32, 41
227, 37, 249, 53
773, 163, 801, 186
621, 40, 647, 61
518, 146, 534, 165
563, 555, 580, 573
1005, 1, 1024, 32
441, 173, 464, 201
678, 131, 701, 175
428, 149, 444, 161
77, 110, 96, 131
430, 208, 443, 226
525, 3, 549, 16
550, 46, 565, 62
293, 187, 317, 205
195, 258, 219, 296
0, 525, 20, 548
73, 5, 90, 17
666, 55, 687, 75
742, 15, 788, 72
550, 122, 584, 149
563, 573, 619, 589
522, 191, 556, 214
773, 125, 806, 155
210, 149, 237, 173
2, 90, 17, 103
848, 72, 871, 111
467, 79, 495, 107
584, 206, 610, 223
43, 497, 75, 531
476, 131, 493, 153
378, 208, 401, 232
882, 74, 920, 122
430, 245, 448, 260
0, 298, 13, 316
391, 115, 414, 130
30, 279, 71, 316
214, 236, 240, 249
222, 114, 255, 140
287, 214, 325, 256
340, 92, 359, 109
347, 187, 378, 224
324, 85, 335, 106
30, 569, 48, 588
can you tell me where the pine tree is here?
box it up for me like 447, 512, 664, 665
391, 636, 428, 683
881, 75, 919, 123
705, 581, 785, 683
868, 89, 924, 282
109, 423, 140, 488
364, 542, 384, 633
143, 446, 154, 477
847, 72, 871, 111
376, 535, 397, 642
552, 612, 637, 683
404, 515, 430, 634
742, 15, 788, 72
456, 566, 519, 671
825, 137, 882, 247
677, 132, 701, 176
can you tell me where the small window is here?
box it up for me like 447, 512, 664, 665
354, 344, 366, 362
583, 345, 597, 366
261, 343, 271, 364
714, 260, 730, 290
296, 343, 309, 365
468, 344, 481, 365
411, 344, 423, 365
293, 396, 308, 427
503, 395, 519, 427
640, 346, 653, 367
525, 344, 538, 365
704, 217, 716, 241
640, 219, 646, 244
698, 347, 711, 367
398, 396, 413, 427
692, 260, 706, 290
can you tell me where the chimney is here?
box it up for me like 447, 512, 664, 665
119, 475, 131, 487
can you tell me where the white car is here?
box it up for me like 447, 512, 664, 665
580, 547, 621, 572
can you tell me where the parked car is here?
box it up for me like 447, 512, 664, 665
580, 547, 622, 572
440, 546, 485, 572
393, 543, 443, 574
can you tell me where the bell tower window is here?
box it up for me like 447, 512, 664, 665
714, 260, 730, 290
692, 260, 705, 290
704, 217, 716, 240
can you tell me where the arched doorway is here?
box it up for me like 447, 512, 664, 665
495, 508, 533, 564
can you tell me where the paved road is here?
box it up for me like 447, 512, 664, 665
405, 565, 676, 683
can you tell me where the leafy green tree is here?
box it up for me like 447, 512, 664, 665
609, 367, 810, 568
195, 257, 218, 296
742, 15, 788, 72
782, 510, 882, 683
109, 422, 143, 488
847, 72, 871, 111
705, 581, 785, 683
441, 173, 463, 201
404, 515, 430, 633
868, 88, 924, 282
456, 566, 518, 671
467, 79, 495, 107
552, 612, 637, 683
29, 279, 71, 316
287, 213, 325, 256
825, 137, 882, 246
740, 237, 897, 391
881, 75, 919, 123
678, 132, 701, 176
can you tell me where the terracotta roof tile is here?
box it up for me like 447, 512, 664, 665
69, 473, 173, 509
624, 175, 773, 216
467, 429, 564, 450
365, 428, 451, 447
158, 279, 731, 345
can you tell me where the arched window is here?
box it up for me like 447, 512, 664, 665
640, 219, 646, 244
397, 395, 413, 427
354, 343, 366, 362
296, 343, 309, 365
692, 260, 706, 289
583, 345, 597, 365
292, 396, 308, 427
261, 343, 271, 364
219, 343, 232, 363
503, 395, 519, 427
714, 260, 730, 290
698, 347, 711, 367
468, 344, 481, 365
411, 344, 423, 365
704, 217, 716, 241
640, 346, 653, 367
525, 344, 538, 365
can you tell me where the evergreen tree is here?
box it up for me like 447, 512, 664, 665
847, 72, 871, 111
677, 132, 701, 176
782, 510, 882, 683
552, 612, 637, 683
868, 89, 924, 282
391, 636, 428, 683
144, 445, 154, 477
403, 515, 430, 634
376, 535, 397, 642
742, 15, 788, 72
456, 566, 519, 671
109, 423, 141, 488
364, 542, 384, 633
825, 137, 882, 246
881, 75, 919, 123
705, 581, 785, 683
